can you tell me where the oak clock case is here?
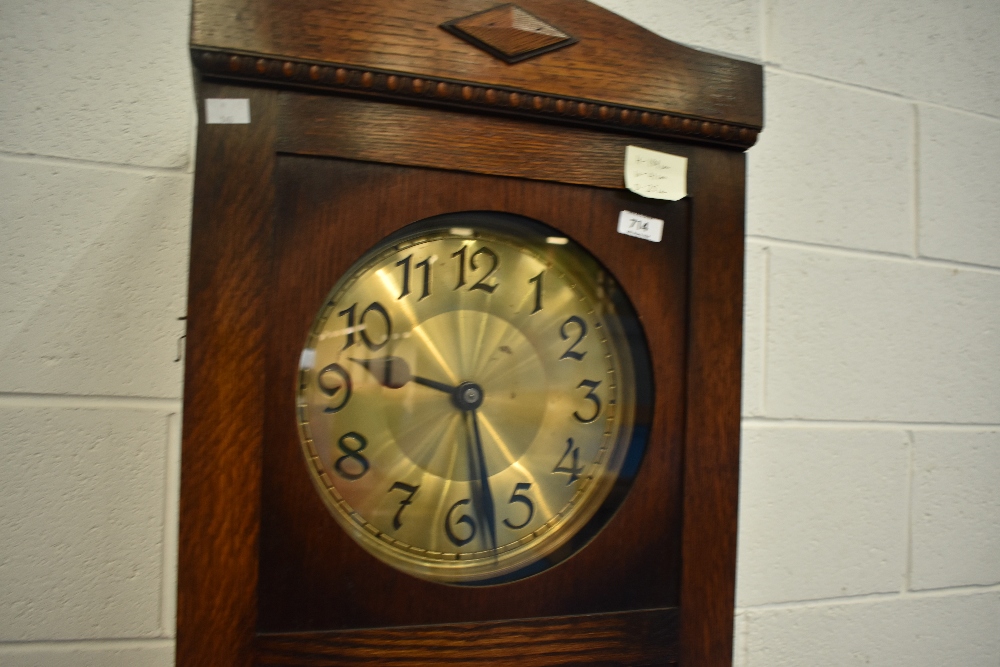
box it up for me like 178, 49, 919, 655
297, 213, 652, 585
182, 2, 760, 663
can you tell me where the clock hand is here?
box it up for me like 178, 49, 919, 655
351, 355, 496, 551
467, 408, 497, 555
349, 356, 456, 394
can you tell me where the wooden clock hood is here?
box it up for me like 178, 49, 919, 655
190, 0, 763, 149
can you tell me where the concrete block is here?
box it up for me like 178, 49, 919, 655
591, 0, 761, 60
765, 246, 1000, 423
0, 0, 193, 168
768, 0, 1000, 117
158, 414, 181, 639
0, 158, 190, 398
733, 611, 748, 667
736, 427, 908, 606
745, 592, 1000, 667
742, 242, 767, 416
0, 643, 174, 667
0, 405, 170, 640
747, 70, 913, 254
919, 106, 1000, 268
911, 430, 1000, 590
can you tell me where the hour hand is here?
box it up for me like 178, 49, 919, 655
349, 356, 456, 394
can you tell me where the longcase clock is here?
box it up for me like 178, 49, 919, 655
178, 1, 763, 665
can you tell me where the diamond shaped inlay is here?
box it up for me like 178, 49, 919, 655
441, 4, 578, 64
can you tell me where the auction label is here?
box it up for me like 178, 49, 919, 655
617, 210, 664, 243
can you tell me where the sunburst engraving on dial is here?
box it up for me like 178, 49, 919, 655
297, 212, 651, 585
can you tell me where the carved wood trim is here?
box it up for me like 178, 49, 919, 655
192, 47, 760, 149
440, 3, 578, 64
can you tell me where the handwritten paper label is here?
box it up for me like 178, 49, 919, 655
205, 98, 251, 124
624, 145, 687, 200
617, 210, 664, 243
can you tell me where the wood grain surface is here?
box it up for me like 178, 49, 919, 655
257, 608, 680, 665
677, 146, 746, 667
190, 0, 762, 147
176, 83, 277, 666
257, 151, 688, 632
181, 3, 755, 658
277, 94, 704, 189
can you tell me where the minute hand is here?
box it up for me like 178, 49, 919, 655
349, 355, 456, 394
468, 408, 497, 554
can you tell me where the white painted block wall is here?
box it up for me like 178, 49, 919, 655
0, 0, 191, 663
1, 0, 997, 664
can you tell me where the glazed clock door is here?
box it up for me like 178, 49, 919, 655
295, 212, 653, 586
257, 153, 689, 633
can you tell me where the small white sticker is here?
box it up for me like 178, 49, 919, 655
205, 98, 251, 124
624, 145, 687, 201
617, 210, 664, 243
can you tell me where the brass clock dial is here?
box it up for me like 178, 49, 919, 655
297, 212, 651, 585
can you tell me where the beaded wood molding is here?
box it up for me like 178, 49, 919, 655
192, 48, 760, 149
